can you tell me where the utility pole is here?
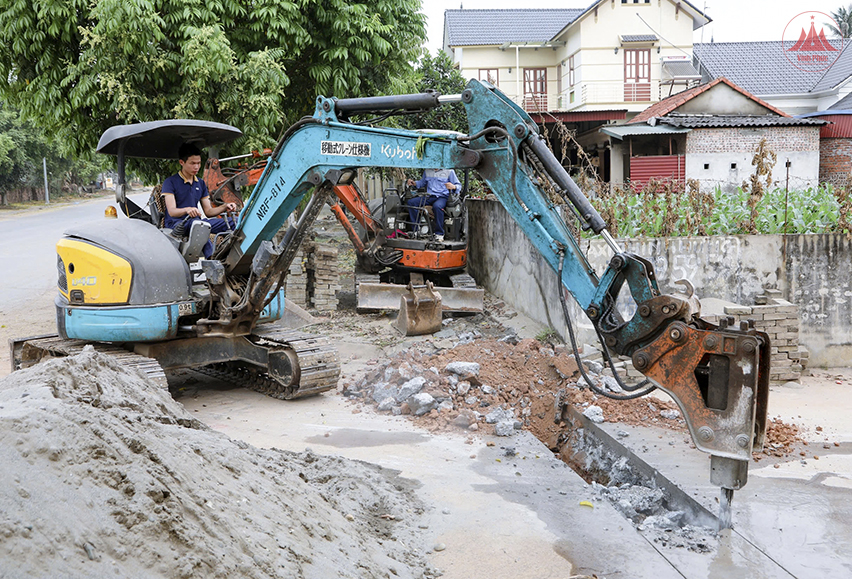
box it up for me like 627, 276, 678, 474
43, 157, 49, 204
784, 159, 790, 234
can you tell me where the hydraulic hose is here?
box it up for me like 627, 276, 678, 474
557, 254, 656, 401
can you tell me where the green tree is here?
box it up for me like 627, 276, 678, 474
827, 4, 852, 38
399, 51, 469, 133
0, 0, 426, 171
0, 101, 104, 203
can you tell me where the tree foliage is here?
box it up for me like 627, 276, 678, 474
0, 102, 104, 199
0, 0, 426, 167
399, 51, 469, 134
827, 4, 852, 38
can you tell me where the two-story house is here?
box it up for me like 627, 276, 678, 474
443, 1, 709, 181
443, 1, 709, 118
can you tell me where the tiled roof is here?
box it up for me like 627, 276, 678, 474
621, 35, 658, 43
828, 92, 852, 110
444, 9, 583, 46
658, 115, 826, 128
628, 77, 790, 124
694, 41, 852, 95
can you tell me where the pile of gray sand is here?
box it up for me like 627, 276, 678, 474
0, 347, 435, 579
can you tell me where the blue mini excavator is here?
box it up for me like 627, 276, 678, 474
12, 80, 769, 519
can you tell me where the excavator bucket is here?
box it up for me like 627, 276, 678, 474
357, 282, 483, 314
393, 282, 443, 336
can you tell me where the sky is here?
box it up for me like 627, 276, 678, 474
424, 0, 848, 53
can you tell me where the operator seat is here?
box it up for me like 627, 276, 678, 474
148, 184, 214, 263
149, 185, 166, 227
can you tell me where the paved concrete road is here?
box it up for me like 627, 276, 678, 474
0, 193, 149, 310
0, 193, 149, 374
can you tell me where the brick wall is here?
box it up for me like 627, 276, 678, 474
819, 138, 852, 187
607, 290, 806, 387
685, 126, 820, 155
283, 241, 340, 313
707, 290, 807, 385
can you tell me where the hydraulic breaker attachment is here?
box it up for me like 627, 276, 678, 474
631, 317, 771, 528
393, 280, 443, 336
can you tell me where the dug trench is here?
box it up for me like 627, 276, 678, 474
338, 305, 810, 553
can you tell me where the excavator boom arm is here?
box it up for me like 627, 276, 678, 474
215, 81, 768, 496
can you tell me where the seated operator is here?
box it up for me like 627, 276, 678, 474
406, 168, 460, 242
162, 143, 238, 259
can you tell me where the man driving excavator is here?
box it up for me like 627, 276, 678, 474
162, 143, 238, 258
406, 168, 461, 242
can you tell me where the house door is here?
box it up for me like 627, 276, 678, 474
523, 68, 547, 112
624, 49, 651, 102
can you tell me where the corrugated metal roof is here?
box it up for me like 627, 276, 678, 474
796, 110, 852, 137
601, 124, 691, 140
818, 115, 852, 138
532, 110, 627, 123
621, 35, 658, 43
658, 115, 826, 128
444, 9, 583, 46
694, 41, 852, 95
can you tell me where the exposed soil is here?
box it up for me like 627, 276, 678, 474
0, 348, 435, 579
342, 328, 807, 463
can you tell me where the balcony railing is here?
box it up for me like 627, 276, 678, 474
505, 79, 680, 112
522, 94, 548, 113
580, 80, 660, 105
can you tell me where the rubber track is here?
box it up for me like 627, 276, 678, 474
16, 336, 168, 389
195, 328, 340, 400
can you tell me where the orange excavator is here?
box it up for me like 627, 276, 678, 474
203, 151, 483, 335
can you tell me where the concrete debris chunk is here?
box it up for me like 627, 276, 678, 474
600, 375, 623, 393
660, 409, 680, 420
485, 407, 515, 424
498, 332, 520, 345
494, 421, 516, 437
452, 411, 476, 428
371, 382, 399, 404
396, 377, 427, 402
377, 397, 396, 412
445, 361, 480, 377
583, 360, 604, 375
408, 393, 437, 416
583, 405, 605, 423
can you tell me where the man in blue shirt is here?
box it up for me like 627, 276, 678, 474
406, 169, 461, 242
162, 143, 238, 258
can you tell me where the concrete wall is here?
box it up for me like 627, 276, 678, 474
685, 126, 820, 191
467, 198, 852, 367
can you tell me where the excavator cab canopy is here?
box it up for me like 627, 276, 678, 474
96, 120, 242, 213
